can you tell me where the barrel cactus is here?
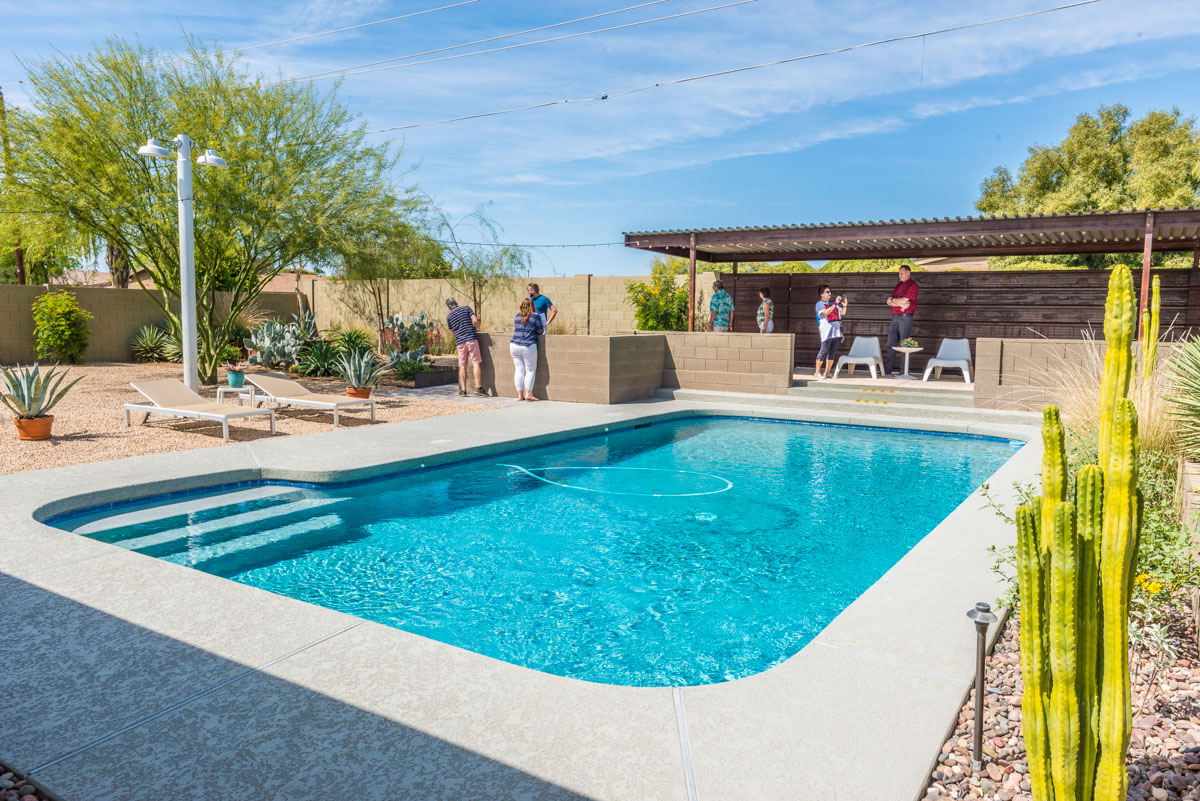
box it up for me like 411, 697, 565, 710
1016, 264, 1142, 801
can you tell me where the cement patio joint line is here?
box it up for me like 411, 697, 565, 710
672, 687, 698, 801
812, 641, 972, 687
28, 621, 364, 775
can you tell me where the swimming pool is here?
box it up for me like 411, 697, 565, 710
54, 416, 1019, 686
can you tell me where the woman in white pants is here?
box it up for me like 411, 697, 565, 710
510, 298, 545, 401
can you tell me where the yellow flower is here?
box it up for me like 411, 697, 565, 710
1135, 573, 1149, 584
1147, 581, 1163, 594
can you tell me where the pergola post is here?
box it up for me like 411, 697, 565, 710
688, 232, 697, 332
732, 261, 739, 275
1192, 246, 1199, 270
1139, 211, 1155, 338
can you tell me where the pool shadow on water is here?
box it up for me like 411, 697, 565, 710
0, 572, 602, 801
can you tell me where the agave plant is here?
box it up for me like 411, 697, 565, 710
292, 311, 320, 341
130, 325, 169, 363
334, 349, 390, 389
0, 364, 84, 419
297, 340, 339, 377
333, 327, 375, 356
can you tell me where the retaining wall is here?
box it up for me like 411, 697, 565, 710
661, 332, 795, 396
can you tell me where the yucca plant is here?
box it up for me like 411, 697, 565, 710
130, 325, 169, 363
333, 327, 375, 356
0, 364, 84, 419
334, 349, 389, 389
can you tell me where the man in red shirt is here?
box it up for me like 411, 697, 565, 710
884, 264, 919, 376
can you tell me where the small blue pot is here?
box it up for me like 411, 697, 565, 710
227, 371, 245, 388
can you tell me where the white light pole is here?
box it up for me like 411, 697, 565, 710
137, 135, 227, 392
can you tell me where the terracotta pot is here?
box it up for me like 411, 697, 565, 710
346, 387, 372, 399
14, 416, 54, 441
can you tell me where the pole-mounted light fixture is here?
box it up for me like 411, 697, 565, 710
135, 135, 227, 392
966, 601, 999, 771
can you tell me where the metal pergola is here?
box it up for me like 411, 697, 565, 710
624, 207, 1200, 332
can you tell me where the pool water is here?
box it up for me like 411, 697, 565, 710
58, 417, 1019, 686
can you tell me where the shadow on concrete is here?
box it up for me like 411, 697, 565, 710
0, 572, 600, 801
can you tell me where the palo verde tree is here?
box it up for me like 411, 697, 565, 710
11, 38, 404, 380
438, 206, 529, 327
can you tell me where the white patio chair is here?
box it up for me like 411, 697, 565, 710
832, 337, 884, 379
125, 379, 276, 443
922, 338, 972, 383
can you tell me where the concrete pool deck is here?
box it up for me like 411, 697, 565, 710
0, 398, 1041, 801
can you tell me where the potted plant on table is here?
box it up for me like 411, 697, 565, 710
223, 360, 249, 389
335, 350, 389, 398
0, 364, 84, 441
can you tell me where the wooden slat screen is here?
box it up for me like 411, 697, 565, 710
721, 269, 1200, 372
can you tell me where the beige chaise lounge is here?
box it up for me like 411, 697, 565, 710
124, 379, 276, 443
246, 372, 376, 427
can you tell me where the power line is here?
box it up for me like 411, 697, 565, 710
0, 0, 482, 85
359, 0, 1101, 132
272, 0, 755, 85
280, 0, 672, 82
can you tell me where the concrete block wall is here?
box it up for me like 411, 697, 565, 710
661, 332, 795, 395
477, 333, 665, 403
973, 337, 1103, 410
0, 286, 304, 364
311, 272, 720, 339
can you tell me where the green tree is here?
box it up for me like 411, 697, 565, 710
11, 38, 404, 380
820, 258, 919, 273
439, 207, 528, 326
647, 255, 814, 274
977, 104, 1200, 268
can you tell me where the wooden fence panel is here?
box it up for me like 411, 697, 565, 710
719, 269, 1200, 372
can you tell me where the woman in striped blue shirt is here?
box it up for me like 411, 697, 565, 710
511, 298, 545, 401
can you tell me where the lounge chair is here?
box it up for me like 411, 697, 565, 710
125, 379, 276, 443
832, 337, 885, 379
246, 372, 376, 426
922, 338, 972, 383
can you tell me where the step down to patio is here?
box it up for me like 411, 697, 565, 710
656, 387, 1038, 426
787, 381, 975, 408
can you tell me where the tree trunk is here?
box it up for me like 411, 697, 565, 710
106, 243, 130, 288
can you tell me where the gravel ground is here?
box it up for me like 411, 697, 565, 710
0, 362, 502, 475
924, 604, 1200, 801
0, 768, 46, 801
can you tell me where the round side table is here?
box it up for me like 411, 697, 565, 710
892, 346, 924, 380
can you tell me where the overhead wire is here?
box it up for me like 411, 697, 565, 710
283, 0, 673, 82
356, 0, 1101, 132
270, 0, 757, 85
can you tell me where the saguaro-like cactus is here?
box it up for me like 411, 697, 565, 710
1141, 274, 1160, 381
1015, 265, 1142, 801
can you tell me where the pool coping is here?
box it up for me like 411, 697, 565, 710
0, 398, 1042, 801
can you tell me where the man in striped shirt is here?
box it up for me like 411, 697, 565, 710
445, 298, 488, 397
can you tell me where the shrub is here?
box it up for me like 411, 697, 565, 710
130, 325, 169, 362
31, 290, 93, 363
626, 265, 689, 331
393, 358, 434, 381
333, 327, 375, 356
297, 340, 339, 377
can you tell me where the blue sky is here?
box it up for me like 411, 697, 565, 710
3, 0, 1200, 276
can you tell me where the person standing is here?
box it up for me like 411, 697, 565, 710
709, 280, 734, 332
883, 264, 919, 376
528, 283, 556, 329
757, 287, 775, 333
445, 297, 488, 397
814, 285, 847, 379
510, 298, 545, 401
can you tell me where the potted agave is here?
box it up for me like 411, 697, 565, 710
334, 350, 389, 398
223, 360, 249, 389
0, 364, 84, 441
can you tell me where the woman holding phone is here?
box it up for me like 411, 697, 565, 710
814, 285, 847, 379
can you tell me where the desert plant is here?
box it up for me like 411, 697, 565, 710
247, 321, 306, 367
31, 290, 93, 364
130, 325, 169, 362
380, 312, 430, 352
333, 326, 375, 356
1141, 275, 1160, 381
1015, 265, 1142, 801
292, 311, 320, 341
296, 340, 339, 377
899, 337, 919, 348
387, 346, 431, 380
0, 363, 83, 418
334, 349, 389, 389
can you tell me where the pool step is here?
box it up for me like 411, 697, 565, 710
163, 513, 345, 570
786, 383, 975, 408
656, 387, 1038, 426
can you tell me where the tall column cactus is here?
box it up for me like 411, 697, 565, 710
1141, 274, 1160, 381
1015, 265, 1142, 801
